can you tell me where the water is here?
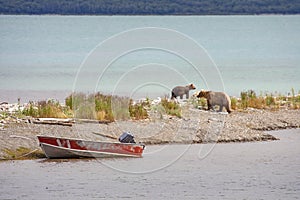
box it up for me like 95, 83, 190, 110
0, 129, 299, 199
0, 15, 300, 103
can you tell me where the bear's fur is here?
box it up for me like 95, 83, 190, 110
196, 90, 232, 113
171, 84, 196, 99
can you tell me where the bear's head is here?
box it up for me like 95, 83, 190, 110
196, 90, 210, 99
188, 84, 196, 90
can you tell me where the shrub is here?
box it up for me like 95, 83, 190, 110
129, 100, 149, 120
198, 97, 207, 109
110, 96, 131, 120
75, 101, 96, 119
240, 90, 265, 109
160, 98, 181, 118
96, 111, 106, 121
230, 97, 238, 110
37, 100, 67, 118
265, 95, 275, 106
22, 102, 38, 117
65, 92, 149, 121
22, 100, 69, 118
65, 92, 85, 110
241, 90, 256, 108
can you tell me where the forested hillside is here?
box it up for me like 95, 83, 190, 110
0, 0, 299, 15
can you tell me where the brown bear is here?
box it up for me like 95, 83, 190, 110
171, 84, 196, 99
196, 90, 232, 113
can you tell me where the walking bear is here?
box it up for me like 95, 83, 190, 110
171, 84, 196, 99
196, 90, 232, 113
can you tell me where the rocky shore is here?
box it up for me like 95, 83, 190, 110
0, 107, 300, 160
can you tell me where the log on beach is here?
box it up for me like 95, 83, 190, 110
32, 118, 74, 127
76, 119, 111, 124
92, 132, 118, 140
31, 118, 111, 126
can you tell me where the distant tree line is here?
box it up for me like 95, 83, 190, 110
0, 0, 299, 15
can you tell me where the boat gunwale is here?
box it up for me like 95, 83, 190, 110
40, 142, 143, 158
36, 135, 145, 147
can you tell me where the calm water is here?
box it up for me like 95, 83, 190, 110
0, 15, 300, 103
0, 129, 299, 199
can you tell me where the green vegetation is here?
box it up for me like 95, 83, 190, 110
22, 100, 71, 118
230, 89, 300, 110
193, 96, 207, 110
5, 93, 182, 122
193, 89, 300, 111
65, 92, 149, 121
5, 89, 300, 122
129, 99, 150, 120
240, 90, 265, 109
65, 93, 182, 121
3, 147, 45, 160
0, 0, 299, 15
160, 98, 182, 118
66, 93, 181, 121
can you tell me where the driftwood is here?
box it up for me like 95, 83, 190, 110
92, 132, 118, 140
30, 118, 111, 126
32, 118, 74, 127
76, 119, 111, 124
32, 120, 73, 127
9, 135, 32, 140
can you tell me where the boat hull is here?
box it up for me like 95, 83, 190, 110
37, 135, 144, 159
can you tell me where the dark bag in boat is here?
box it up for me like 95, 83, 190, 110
119, 132, 136, 143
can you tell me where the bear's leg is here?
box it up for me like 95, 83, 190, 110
218, 105, 223, 112
180, 95, 183, 99
225, 105, 232, 113
207, 101, 212, 111
171, 92, 176, 99
186, 93, 189, 99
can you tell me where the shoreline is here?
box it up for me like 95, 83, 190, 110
1, 107, 299, 160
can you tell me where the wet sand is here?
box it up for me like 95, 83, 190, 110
0, 128, 299, 199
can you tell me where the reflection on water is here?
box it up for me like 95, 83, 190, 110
0, 129, 299, 199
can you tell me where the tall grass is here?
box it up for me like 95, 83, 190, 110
230, 97, 238, 110
21, 93, 151, 121
240, 90, 265, 109
290, 88, 300, 109
230, 89, 300, 110
3, 147, 45, 160
129, 99, 149, 120
20, 89, 300, 120
65, 92, 149, 121
22, 100, 70, 118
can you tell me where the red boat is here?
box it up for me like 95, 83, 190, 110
37, 135, 145, 159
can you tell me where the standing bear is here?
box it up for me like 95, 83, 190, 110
171, 84, 196, 99
196, 90, 232, 113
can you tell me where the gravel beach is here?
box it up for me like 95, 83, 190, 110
1, 106, 299, 160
